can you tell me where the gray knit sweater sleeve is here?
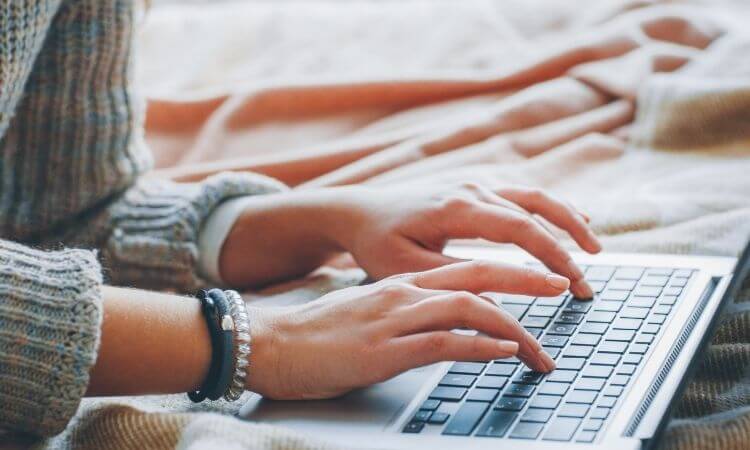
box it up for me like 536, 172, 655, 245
0, 240, 102, 436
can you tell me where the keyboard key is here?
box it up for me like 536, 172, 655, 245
572, 334, 601, 346
514, 370, 545, 385
528, 305, 558, 317
614, 267, 645, 280
586, 266, 615, 281
450, 362, 486, 375
521, 316, 550, 328
476, 410, 517, 437
594, 301, 622, 312
539, 382, 570, 396
608, 279, 637, 291
674, 269, 693, 277
467, 388, 500, 403
503, 304, 528, 321
617, 364, 637, 375
567, 390, 598, 404
548, 323, 577, 336
634, 286, 662, 297
557, 312, 585, 324
558, 403, 590, 418
541, 334, 568, 348
521, 408, 553, 423
403, 421, 425, 433
564, 345, 594, 358
600, 290, 629, 302
590, 407, 610, 419
635, 334, 654, 344
653, 305, 672, 315
575, 378, 605, 391
476, 376, 509, 390
603, 386, 624, 397
663, 287, 683, 296
440, 374, 476, 388
486, 363, 516, 376
642, 324, 661, 334
582, 365, 613, 378
660, 296, 678, 306
630, 297, 656, 308
648, 315, 667, 325
429, 386, 466, 401
565, 300, 592, 313
583, 419, 604, 431
421, 399, 440, 411
579, 322, 608, 334
670, 277, 689, 287
557, 358, 586, 370
646, 268, 673, 276
543, 346, 561, 359
606, 330, 635, 342
413, 410, 432, 421
496, 396, 526, 411
505, 383, 536, 397
599, 341, 628, 353
629, 344, 649, 355
547, 370, 577, 383
428, 412, 450, 425
590, 353, 620, 366
526, 327, 544, 338
623, 354, 642, 364
510, 422, 545, 439
588, 312, 616, 323
598, 397, 617, 408
542, 417, 581, 441
577, 431, 597, 443
620, 307, 649, 319
537, 295, 567, 307
530, 394, 561, 409
642, 275, 669, 287
612, 319, 643, 330
610, 375, 630, 386
443, 402, 489, 436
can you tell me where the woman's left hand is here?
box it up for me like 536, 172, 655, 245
220, 182, 599, 298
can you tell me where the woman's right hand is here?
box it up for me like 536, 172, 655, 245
245, 260, 565, 400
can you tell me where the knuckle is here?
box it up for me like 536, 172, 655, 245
378, 283, 414, 301
458, 181, 483, 194
449, 291, 477, 313
440, 195, 474, 213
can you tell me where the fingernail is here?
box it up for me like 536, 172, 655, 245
538, 349, 556, 372
497, 340, 519, 355
587, 230, 603, 252
572, 280, 594, 300
546, 273, 570, 290
567, 259, 585, 281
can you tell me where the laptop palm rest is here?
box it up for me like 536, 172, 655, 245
239, 364, 440, 434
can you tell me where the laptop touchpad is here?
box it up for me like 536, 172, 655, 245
238, 364, 440, 434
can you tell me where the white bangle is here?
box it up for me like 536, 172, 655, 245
224, 289, 251, 401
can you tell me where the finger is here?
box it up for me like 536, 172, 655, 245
388, 332, 520, 376
495, 187, 602, 254
368, 236, 467, 280
408, 260, 570, 297
432, 202, 593, 298
392, 291, 554, 372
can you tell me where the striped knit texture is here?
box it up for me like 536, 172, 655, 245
0, 240, 102, 437
0, 0, 286, 439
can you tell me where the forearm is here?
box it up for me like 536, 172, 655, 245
87, 286, 211, 396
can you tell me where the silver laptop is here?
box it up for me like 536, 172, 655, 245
240, 240, 749, 450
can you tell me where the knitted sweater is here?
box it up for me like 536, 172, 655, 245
0, 0, 284, 437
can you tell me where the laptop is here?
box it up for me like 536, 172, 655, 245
239, 239, 749, 449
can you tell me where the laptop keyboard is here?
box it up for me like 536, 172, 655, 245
402, 264, 695, 442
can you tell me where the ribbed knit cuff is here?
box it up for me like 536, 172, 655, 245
0, 240, 102, 437
100, 172, 287, 291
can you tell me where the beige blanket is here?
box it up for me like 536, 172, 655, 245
39, 0, 750, 449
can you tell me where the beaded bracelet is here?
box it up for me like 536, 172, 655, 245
224, 290, 251, 401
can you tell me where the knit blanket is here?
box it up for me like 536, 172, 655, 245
36, 0, 750, 449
